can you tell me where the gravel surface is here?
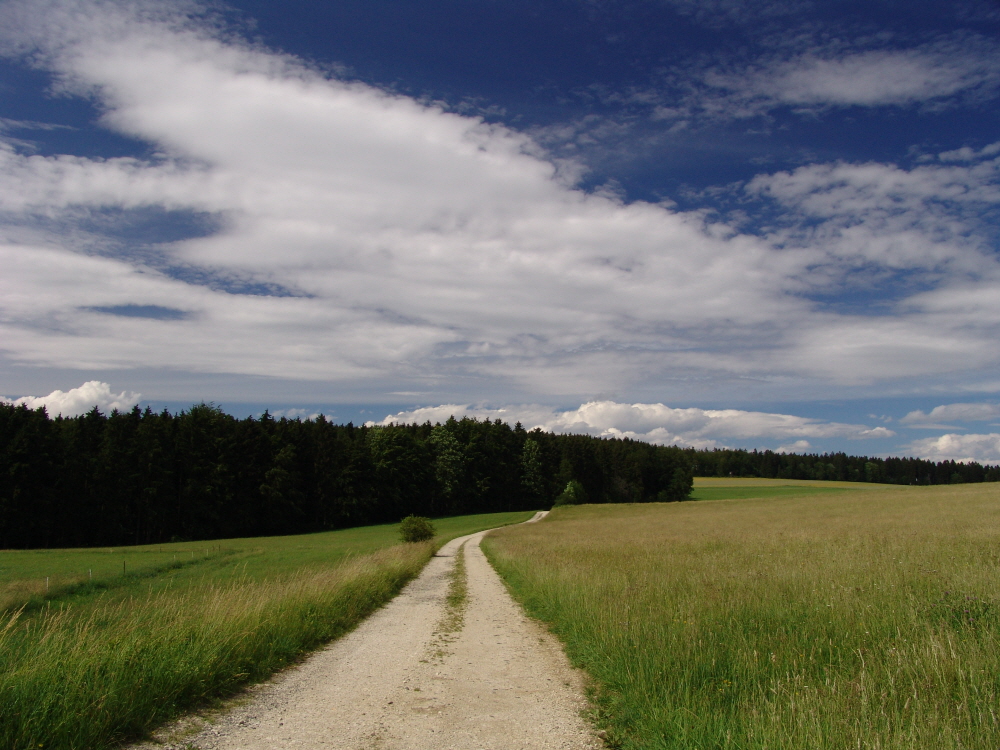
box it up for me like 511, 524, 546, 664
135, 512, 601, 750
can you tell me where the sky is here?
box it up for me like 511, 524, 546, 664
0, 0, 999, 462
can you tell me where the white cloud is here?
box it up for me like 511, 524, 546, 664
741, 156, 1000, 382
0, 0, 996, 402
776, 440, 811, 454
2, 380, 140, 416
541, 35, 1000, 178
939, 142, 1000, 162
695, 36, 1000, 117
745, 158, 1000, 275
371, 400, 894, 449
0, 0, 807, 393
900, 402, 1000, 428
735, 48, 997, 109
612, 37, 1000, 139
902, 433, 1000, 464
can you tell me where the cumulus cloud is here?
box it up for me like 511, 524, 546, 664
900, 402, 1000, 428
903, 433, 1000, 464
0, 0, 997, 402
2, 380, 140, 416
371, 400, 894, 449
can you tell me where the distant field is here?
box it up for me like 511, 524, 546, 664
0, 510, 533, 750
690, 476, 885, 501
484, 482, 1000, 749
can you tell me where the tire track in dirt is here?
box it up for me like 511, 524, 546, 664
137, 511, 601, 750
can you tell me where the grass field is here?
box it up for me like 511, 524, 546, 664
0, 511, 532, 614
0, 510, 533, 750
483, 480, 1000, 749
690, 476, 885, 502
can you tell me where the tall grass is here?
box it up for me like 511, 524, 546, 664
0, 549, 236, 615
0, 544, 431, 749
0, 510, 533, 750
483, 483, 1000, 749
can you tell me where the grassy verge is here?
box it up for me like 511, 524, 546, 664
483, 484, 1000, 749
0, 510, 533, 750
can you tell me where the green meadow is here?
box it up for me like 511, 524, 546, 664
0, 511, 531, 614
484, 480, 1000, 749
690, 476, 885, 502
0, 510, 533, 750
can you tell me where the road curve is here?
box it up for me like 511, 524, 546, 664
138, 511, 600, 750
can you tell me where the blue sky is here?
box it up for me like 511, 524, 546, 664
1, 0, 999, 461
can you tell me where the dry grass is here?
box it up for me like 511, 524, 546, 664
484, 482, 1000, 749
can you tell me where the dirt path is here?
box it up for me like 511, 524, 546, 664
140, 512, 600, 750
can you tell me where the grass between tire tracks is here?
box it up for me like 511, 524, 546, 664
427, 540, 469, 663
0, 511, 532, 750
445, 541, 469, 630
483, 481, 1000, 749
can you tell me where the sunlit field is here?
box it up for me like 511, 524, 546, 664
0, 511, 533, 750
690, 476, 886, 502
484, 481, 1000, 749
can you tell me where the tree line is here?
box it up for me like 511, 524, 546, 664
0, 403, 692, 549
688, 447, 1000, 485
2, 402, 997, 549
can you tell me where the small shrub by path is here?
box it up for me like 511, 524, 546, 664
399, 515, 436, 543
0, 510, 533, 750
484, 484, 1000, 750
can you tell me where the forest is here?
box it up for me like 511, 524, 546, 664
1, 402, 997, 549
0, 403, 692, 548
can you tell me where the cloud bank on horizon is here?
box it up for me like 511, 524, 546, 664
5, 380, 999, 463
0, 0, 998, 461
2, 380, 139, 416
371, 400, 895, 450
372, 399, 1000, 462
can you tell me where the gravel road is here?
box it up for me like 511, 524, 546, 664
137, 512, 601, 750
